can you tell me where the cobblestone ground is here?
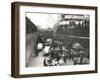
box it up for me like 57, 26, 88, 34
28, 51, 45, 67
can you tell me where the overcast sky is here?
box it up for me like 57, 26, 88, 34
26, 13, 59, 29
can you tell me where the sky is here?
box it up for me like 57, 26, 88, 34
26, 13, 60, 29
